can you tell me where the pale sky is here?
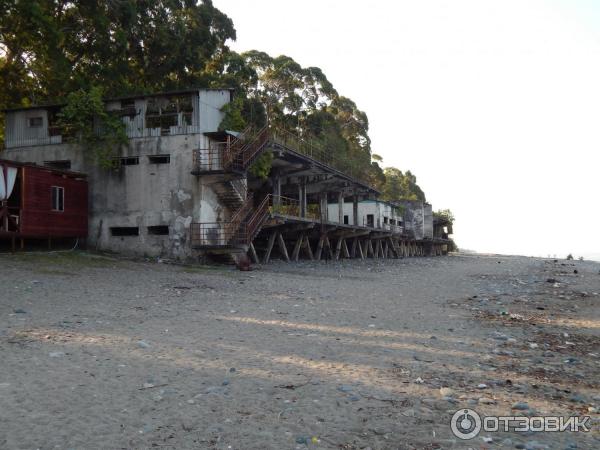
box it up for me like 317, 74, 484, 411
214, 0, 600, 259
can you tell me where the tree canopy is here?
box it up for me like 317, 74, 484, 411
0, 0, 427, 201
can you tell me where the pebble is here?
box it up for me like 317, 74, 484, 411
439, 387, 455, 397
477, 383, 488, 389
137, 340, 151, 349
528, 343, 538, 349
512, 402, 530, 410
569, 394, 585, 403
337, 385, 353, 393
524, 441, 549, 450
479, 397, 495, 405
13, 309, 27, 314
49, 351, 65, 358
222, 379, 230, 386
588, 406, 598, 413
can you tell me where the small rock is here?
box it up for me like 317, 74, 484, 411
482, 436, 493, 443
512, 401, 530, 410
414, 377, 424, 384
477, 383, 488, 389
439, 387, 455, 397
222, 379, 230, 386
588, 406, 598, 413
528, 343, 538, 349
524, 441, 549, 450
137, 340, 150, 349
337, 385, 353, 392
13, 309, 27, 314
479, 397, 495, 405
229, 367, 236, 373
48, 351, 65, 358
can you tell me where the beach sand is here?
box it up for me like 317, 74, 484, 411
0, 252, 598, 449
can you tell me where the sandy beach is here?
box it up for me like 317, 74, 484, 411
0, 252, 598, 449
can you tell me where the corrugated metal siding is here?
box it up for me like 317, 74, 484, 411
198, 90, 229, 132
5, 109, 62, 148
20, 167, 88, 237
4, 90, 229, 148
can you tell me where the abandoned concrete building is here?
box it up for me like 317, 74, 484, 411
1, 88, 452, 262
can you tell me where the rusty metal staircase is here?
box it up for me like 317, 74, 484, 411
190, 126, 272, 252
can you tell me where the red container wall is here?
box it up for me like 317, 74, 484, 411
20, 167, 88, 237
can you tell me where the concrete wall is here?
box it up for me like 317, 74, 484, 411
423, 203, 433, 239
328, 200, 402, 229
2, 90, 230, 260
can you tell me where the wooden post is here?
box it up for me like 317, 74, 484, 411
315, 235, 325, 260
338, 192, 344, 224
382, 240, 388, 259
357, 239, 365, 259
342, 239, 350, 258
351, 238, 357, 258
263, 231, 277, 264
334, 237, 343, 260
366, 240, 374, 258
353, 194, 359, 226
249, 241, 259, 264
277, 232, 290, 262
324, 236, 334, 259
292, 233, 304, 261
303, 235, 314, 260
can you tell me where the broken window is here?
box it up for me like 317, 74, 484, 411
145, 95, 194, 135
44, 160, 71, 170
148, 155, 170, 164
147, 225, 169, 235
28, 117, 43, 127
383, 217, 389, 224
119, 99, 137, 118
110, 227, 139, 236
51, 186, 64, 212
366, 214, 374, 227
115, 157, 139, 166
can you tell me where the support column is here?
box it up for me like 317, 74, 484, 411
319, 193, 328, 223
338, 192, 344, 224
272, 171, 281, 207
353, 193, 359, 226
299, 178, 307, 218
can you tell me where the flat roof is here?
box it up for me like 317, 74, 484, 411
2, 88, 235, 113
0, 159, 87, 178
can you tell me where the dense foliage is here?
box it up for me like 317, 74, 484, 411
0, 0, 426, 201
57, 87, 128, 168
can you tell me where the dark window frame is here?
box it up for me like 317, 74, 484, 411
148, 155, 170, 164
28, 116, 43, 128
110, 227, 139, 237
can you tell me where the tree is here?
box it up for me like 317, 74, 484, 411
381, 167, 426, 202
57, 86, 127, 168
0, 0, 235, 105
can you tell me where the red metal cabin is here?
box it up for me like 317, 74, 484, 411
0, 159, 88, 244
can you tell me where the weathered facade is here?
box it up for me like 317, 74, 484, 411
2, 89, 453, 262
3, 89, 232, 258
0, 159, 88, 249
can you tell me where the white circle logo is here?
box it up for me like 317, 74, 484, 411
451, 408, 482, 440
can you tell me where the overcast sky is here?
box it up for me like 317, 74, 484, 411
214, 0, 600, 259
